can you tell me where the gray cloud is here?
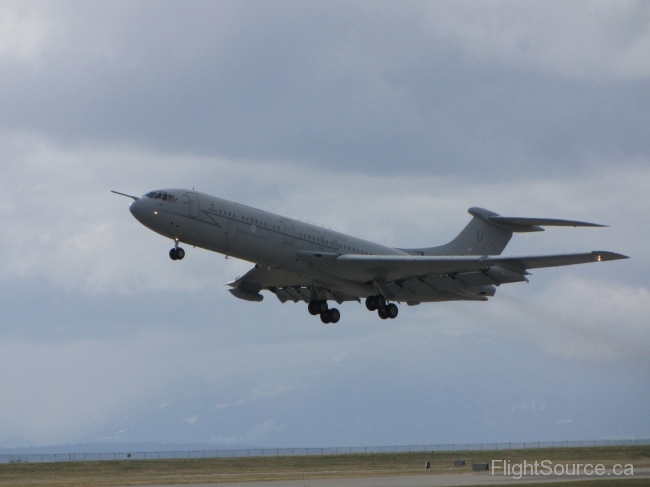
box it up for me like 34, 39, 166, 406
0, 1, 648, 177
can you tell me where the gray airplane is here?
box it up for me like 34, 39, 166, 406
113, 189, 628, 323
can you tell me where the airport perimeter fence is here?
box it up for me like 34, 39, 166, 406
2, 438, 649, 464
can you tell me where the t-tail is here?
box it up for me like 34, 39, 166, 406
403, 207, 607, 256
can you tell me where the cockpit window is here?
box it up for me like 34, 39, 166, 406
144, 190, 175, 202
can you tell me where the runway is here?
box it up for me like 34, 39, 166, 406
125, 467, 650, 487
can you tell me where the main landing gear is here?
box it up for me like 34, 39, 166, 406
365, 295, 398, 320
308, 300, 340, 324
169, 240, 185, 260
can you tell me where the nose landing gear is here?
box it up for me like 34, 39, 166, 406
169, 240, 185, 260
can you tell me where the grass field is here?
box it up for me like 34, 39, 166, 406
0, 445, 648, 486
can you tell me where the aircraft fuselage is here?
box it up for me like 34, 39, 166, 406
129, 189, 403, 297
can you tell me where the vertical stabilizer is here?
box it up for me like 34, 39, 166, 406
421, 208, 513, 256
401, 207, 605, 257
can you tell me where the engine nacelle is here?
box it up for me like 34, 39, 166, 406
229, 288, 264, 302
486, 266, 529, 284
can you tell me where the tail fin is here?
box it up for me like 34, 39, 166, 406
403, 207, 607, 256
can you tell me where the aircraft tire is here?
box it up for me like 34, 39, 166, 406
320, 312, 331, 324
378, 307, 388, 320
308, 300, 319, 315
317, 300, 328, 314
176, 247, 185, 260
365, 296, 377, 311
329, 308, 340, 323
386, 303, 398, 319
376, 295, 386, 308
169, 248, 178, 260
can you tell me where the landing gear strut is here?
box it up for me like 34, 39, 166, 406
169, 239, 185, 260
366, 295, 398, 320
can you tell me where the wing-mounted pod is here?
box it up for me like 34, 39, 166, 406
402, 207, 608, 257
485, 265, 530, 284
229, 287, 264, 302
226, 272, 264, 302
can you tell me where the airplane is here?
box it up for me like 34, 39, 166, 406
113, 188, 628, 323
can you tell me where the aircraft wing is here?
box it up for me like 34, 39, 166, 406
296, 250, 628, 283
227, 250, 627, 304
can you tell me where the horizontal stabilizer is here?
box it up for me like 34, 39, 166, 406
487, 215, 607, 232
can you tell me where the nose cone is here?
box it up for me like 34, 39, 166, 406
129, 199, 146, 223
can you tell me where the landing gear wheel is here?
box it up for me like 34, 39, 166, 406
365, 296, 377, 311
317, 300, 329, 314
376, 296, 386, 308
377, 307, 388, 320
308, 300, 320, 316
169, 248, 178, 260
320, 312, 332, 324
386, 303, 398, 319
176, 247, 185, 260
328, 308, 340, 323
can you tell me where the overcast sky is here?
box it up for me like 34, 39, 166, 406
0, 0, 649, 449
